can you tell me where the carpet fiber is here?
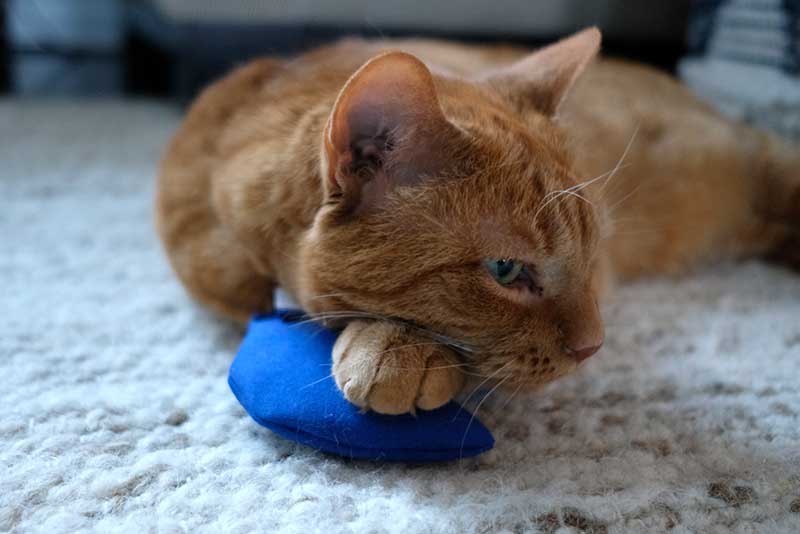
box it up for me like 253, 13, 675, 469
2, 101, 799, 533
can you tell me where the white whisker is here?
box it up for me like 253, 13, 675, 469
598, 124, 639, 197
533, 124, 639, 225
459, 374, 511, 457
533, 187, 595, 224
300, 373, 334, 390
307, 292, 349, 301
496, 382, 524, 414
454, 360, 513, 421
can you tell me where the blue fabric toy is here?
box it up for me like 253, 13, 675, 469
228, 311, 494, 462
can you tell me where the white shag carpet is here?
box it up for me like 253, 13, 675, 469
2, 100, 800, 534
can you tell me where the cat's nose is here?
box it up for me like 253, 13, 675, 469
565, 341, 603, 362
560, 294, 604, 362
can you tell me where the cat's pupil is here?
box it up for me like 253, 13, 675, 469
496, 259, 513, 277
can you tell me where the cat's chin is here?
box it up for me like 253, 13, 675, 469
517, 370, 580, 392
458, 360, 580, 400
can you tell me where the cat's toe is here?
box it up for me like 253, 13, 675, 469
367, 383, 416, 415
415, 351, 465, 411
366, 352, 422, 415
367, 347, 465, 414
331, 321, 384, 408
340, 378, 367, 409
332, 350, 371, 407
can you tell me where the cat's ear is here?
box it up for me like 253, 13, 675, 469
482, 27, 601, 116
322, 51, 454, 213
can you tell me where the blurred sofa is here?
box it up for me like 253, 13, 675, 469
127, 0, 690, 100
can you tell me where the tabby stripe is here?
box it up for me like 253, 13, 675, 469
575, 202, 591, 247
330, 260, 460, 300
529, 170, 547, 199
535, 215, 556, 254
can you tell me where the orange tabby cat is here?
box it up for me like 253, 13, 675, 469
156, 28, 799, 414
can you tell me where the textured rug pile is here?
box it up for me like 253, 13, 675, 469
2, 101, 799, 533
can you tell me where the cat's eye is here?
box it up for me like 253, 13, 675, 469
484, 258, 523, 285
483, 258, 542, 295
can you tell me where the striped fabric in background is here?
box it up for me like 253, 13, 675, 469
680, 0, 800, 139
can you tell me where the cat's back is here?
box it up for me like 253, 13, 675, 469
156, 41, 368, 242
159, 36, 725, 230
162, 37, 702, 166
157, 36, 527, 215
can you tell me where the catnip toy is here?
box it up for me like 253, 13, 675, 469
228, 310, 494, 461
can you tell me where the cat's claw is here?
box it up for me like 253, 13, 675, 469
332, 320, 465, 415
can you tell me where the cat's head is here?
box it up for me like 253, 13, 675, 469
299, 28, 606, 391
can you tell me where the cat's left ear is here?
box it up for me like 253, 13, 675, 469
482, 27, 601, 116
322, 51, 457, 214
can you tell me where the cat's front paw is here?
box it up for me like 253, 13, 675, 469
332, 320, 465, 415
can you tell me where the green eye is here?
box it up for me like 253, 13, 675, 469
483, 258, 524, 285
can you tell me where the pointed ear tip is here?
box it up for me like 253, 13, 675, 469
580, 26, 603, 46
337, 49, 435, 109
364, 50, 429, 73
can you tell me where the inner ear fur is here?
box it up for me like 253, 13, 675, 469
322, 51, 457, 213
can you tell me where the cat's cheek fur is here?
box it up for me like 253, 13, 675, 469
295, 221, 344, 315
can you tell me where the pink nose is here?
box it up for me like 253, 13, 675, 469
566, 342, 603, 362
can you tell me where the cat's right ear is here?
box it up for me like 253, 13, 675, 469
322, 51, 454, 214
481, 27, 601, 116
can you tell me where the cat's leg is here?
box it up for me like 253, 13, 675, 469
157, 136, 276, 324
157, 209, 275, 324
157, 58, 283, 324
332, 320, 465, 415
